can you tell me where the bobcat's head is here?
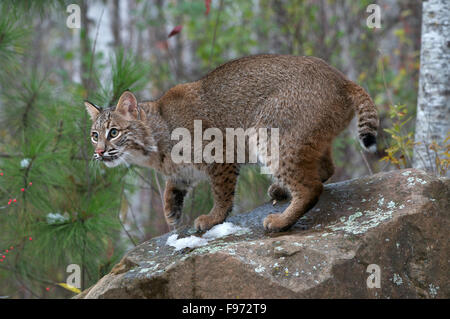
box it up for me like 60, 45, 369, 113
85, 91, 156, 167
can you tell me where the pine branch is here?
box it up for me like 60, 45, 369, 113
0, 153, 18, 158
51, 120, 64, 152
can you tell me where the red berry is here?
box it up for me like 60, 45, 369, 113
0, 259, 3, 262
0, 172, 3, 176
29, 182, 32, 186
21, 188, 25, 192
13, 199, 17, 202
5, 250, 8, 253
46, 287, 50, 291
29, 237, 32, 241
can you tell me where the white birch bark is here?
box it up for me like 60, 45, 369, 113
412, 0, 450, 175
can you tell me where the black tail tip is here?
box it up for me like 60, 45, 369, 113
360, 133, 377, 152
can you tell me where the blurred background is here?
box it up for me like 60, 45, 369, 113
0, 0, 429, 298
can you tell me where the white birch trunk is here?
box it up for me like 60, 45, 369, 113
412, 0, 450, 175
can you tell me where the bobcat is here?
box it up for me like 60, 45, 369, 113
85, 54, 378, 232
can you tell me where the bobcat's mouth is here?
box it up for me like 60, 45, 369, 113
103, 158, 122, 167
102, 155, 124, 167
94, 152, 125, 168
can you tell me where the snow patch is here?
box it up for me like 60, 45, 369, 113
166, 222, 250, 251
20, 158, 31, 168
203, 222, 249, 240
46, 212, 69, 225
166, 234, 208, 251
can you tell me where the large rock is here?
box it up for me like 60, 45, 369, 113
77, 169, 449, 299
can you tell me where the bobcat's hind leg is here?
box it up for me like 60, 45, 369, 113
164, 179, 189, 226
268, 183, 290, 202
319, 146, 335, 183
194, 163, 239, 231
263, 145, 323, 232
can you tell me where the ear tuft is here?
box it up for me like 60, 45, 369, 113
84, 101, 101, 120
115, 91, 138, 120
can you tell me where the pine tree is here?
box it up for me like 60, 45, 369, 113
0, 2, 149, 298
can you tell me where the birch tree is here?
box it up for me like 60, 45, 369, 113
412, 0, 450, 175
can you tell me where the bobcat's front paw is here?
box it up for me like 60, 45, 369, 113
194, 214, 222, 232
263, 213, 292, 232
164, 208, 182, 226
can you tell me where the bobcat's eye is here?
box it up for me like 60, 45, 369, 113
109, 128, 119, 139
91, 132, 99, 142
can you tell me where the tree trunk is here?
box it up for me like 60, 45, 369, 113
412, 0, 450, 176
111, 0, 122, 49
79, 0, 92, 91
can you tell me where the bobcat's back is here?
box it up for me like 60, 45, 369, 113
158, 54, 377, 148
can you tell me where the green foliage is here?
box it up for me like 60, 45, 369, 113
175, 0, 258, 70
0, 11, 149, 297
1, 0, 65, 16
235, 166, 271, 212
380, 104, 415, 168
0, 74, 132, 296
381, 104, 449, 176
427, 135, 450, 177
183, 180, 214, 224
104, 49, 150, 105
0, 5, 30, 73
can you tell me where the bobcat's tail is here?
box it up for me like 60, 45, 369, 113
346, 82, 379, 153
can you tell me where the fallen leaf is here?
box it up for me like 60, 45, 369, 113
58, 283, 81, 294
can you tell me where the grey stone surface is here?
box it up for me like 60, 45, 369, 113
76, 169, 449, 299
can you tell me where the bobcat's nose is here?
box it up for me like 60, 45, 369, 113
95, 148, 105, 156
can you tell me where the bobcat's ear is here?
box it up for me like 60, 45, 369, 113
84, 101, 101, 121
115, 91, 138, 120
